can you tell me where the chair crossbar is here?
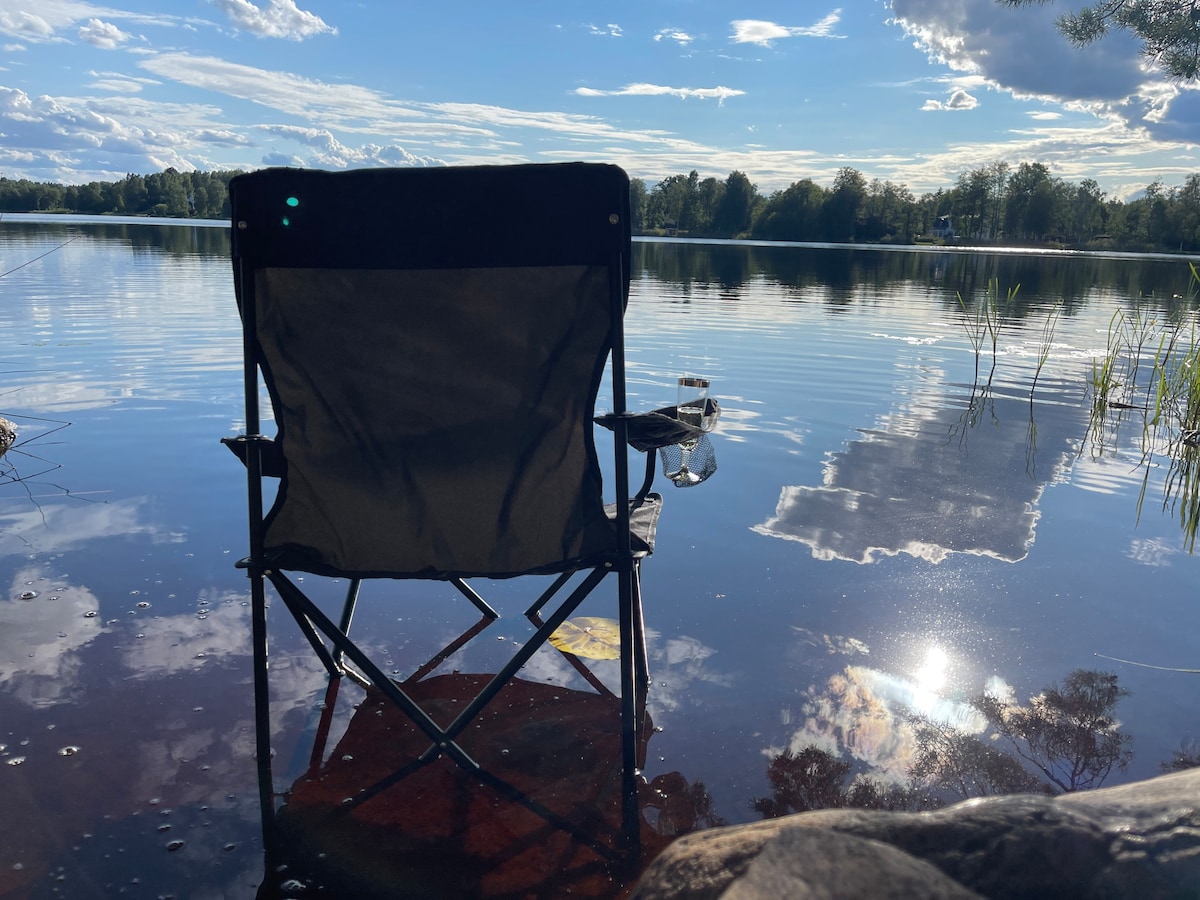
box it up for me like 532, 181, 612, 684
450, 577, 500, 619
267, 571, 482, 772
431, 566, 611, 753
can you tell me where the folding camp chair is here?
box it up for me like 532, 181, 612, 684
224, 163, 669, 863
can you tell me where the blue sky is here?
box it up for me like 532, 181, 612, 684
1, 0, 1198, 199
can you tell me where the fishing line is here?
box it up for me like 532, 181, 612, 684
0, 234, 81, 279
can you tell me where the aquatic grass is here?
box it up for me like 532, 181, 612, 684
1030, 299, 1062, 399
957, 278, 1018, 379
1086, 263, 1200, 550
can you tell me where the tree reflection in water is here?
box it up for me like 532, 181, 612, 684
755, 668, 1136, 820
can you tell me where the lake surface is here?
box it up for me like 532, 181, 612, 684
2, 218, 1199, 897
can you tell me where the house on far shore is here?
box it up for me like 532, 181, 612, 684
932, 215, 955, 240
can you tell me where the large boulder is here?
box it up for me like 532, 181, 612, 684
632, 768, 1200, 899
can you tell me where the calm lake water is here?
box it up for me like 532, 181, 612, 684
2, 218, 1199, 897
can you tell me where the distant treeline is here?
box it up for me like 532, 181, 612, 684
632, 164, 1200, 253
3, 162, 1200, 253
0, 169, 240, 220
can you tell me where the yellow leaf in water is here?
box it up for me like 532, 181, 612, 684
548, 616, 622, 660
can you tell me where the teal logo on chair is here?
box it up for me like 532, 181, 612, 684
282, 195, 300, 227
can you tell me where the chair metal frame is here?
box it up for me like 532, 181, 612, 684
225, 163, 659, 864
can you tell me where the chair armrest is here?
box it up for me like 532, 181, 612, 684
221, 435, 286, 478
595, 398, 720, 452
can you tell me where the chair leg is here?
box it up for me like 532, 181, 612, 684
632, 561, 650, 695
332, 578, 362, 667
617, 562, 641, 855
250, 570, 280, 861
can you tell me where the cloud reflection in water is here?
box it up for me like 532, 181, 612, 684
0, 566, 106, 707
753, 386, 1084, 564
778, 630, 1004, 783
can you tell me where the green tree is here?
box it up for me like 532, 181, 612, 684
953, 165, 998, 240
821, 167, 868, 241
122, 174, 148, 214
712, 170, 757, 238
1004, 162, 1057, 241
647, 171, 702, 233
863, 178, 916, 242
999, 0, 1200, 79
1070, 178, 1106, 242
751, 179, 827, 242
1168, 173, 1200, 251
628, 177, 648, 234
692, 175, 724, 235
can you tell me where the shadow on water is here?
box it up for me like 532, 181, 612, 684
254, 674, 718, 899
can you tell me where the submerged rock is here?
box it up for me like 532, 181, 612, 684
633, 768, 1200, 899
0, 416, 15, 455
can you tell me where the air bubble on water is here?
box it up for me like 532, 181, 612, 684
135, 633, 145, 639
57, 746, 80, 757
18, 591, 37, 600
341, 754, 353, 762
279, 879, 307, 894
222, 842, 237, 852
49, 596, 59, 601
165, 840, 185, 852
137, 601, 151, 609
7, 757, 26, 766
83, 611, 97, 618
157, 824, 171, 833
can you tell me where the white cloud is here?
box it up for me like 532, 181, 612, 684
209, 0, 335, 40
890, 0, 1200, 144
730, 13, 843, 46
0, 9, 54, 40
257, 124, 443, 168
588, 22, 622, 37
654, 28, 693, 45
0, 2, 183, 42
922, 88, 979, 111
78, 17, 130, 49
575, 83, 745, 104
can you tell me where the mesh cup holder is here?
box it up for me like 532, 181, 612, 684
595, 398, 720, 488
660, 433, 717, 488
